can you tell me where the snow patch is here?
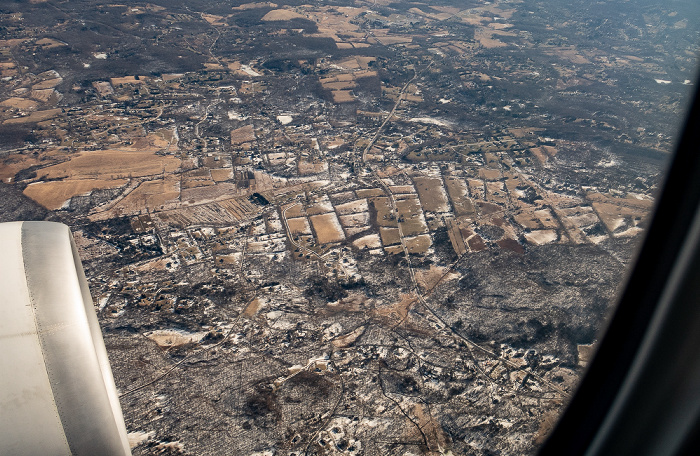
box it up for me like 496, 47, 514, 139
524, 230, 558, 245
276, 115, 293, 125
240, 65, 261, 76
228, 110, 248, 120
127, 431, 154, 449
144, 329, 206, 348
409, 117, 451, 127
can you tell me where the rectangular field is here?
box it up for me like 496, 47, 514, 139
356, 188, 385, 198
405, 234, 431, 254
155, 198, 258, 227
379, 227, 401, 246
306, 195, 334, 215
413, 177, 450, 212
395, 197, 428, 236
335, 199, 369, 215
310, 213, 345, 244
514, 211, 542, 230
282, 202, 306, 218
479, 168, 501, 180
389, 185, 416, 194
106, 177, 181, 217
286, 216, 312, 236
339, 212, 370, 229
534, 208, 559, 229
331, 90, 355, 103
444, 177, 475, 217
446, 218, 467, 256
210, 168, 233, 182
468, 179, 485, 199
486, 181, 508, 204
370, 197, 398, 228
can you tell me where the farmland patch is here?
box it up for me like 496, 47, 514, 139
24, 178, 128, 210
524, 230, 559, 245
287, 216, 312, 236
414, 177, 449, 212
310, 213, 345, 244
36, 149, 181, 180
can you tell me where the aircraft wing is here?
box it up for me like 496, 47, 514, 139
0, 221, 131, 456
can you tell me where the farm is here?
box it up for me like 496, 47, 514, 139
36, 149, 181, 180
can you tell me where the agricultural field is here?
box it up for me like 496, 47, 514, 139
310, 212, 345, 244
338, 212, 370, 235
0, 97, 39, 110
352, 233, 382, 250
334, 198, 368, 215
525, 230, 560, 245
404, 234, 431, 254
36, 149, 180, 180
100, 176, 181, 217
379, 226, 401, 247
286, 216, 312, 236
4, 108, 61, 124
444, 176, 475, 217
24, 178, 128, 210
395, 197, 428, 236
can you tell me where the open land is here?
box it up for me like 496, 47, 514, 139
0, 0, 698, 455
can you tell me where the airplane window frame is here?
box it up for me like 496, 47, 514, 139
539, 76, 700, 456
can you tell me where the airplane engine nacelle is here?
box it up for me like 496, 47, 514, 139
0, 221, 131, 456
